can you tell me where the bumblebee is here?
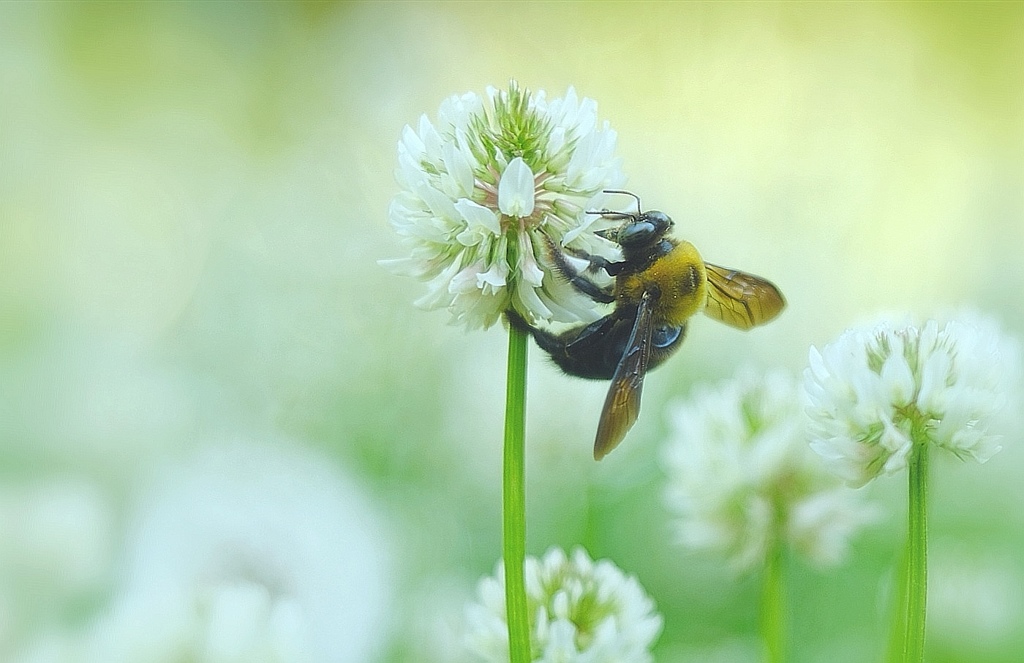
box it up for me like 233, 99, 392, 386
508, 191, 785, 460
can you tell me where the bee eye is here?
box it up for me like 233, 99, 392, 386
616, 211, 672, 248
617, 221, 657, 247
644, 211, 673, 231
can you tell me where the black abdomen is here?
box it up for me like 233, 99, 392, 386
507, 309, 687, 381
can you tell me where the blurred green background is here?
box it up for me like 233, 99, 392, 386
1, 3, 1022, 662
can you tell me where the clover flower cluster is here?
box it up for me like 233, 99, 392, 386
804, 316, 1016, 487
664, 370, 878, 570
383, 82, 625, 329
464, 547, 662, 663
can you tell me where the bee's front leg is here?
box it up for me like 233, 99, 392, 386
538, 234, 616, 304
540, 234, 630, 303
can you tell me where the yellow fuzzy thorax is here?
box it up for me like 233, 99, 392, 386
616, 240, 708, 327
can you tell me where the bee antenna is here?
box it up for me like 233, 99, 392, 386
585, 189, 643, 220
601, 189, 642, 216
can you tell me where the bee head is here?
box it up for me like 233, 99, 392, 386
596, 211, 673, 249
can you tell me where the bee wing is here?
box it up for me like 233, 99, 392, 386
593, 292, 655, 460
703, 262, 786, 330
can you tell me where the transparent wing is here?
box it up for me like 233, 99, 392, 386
703, 262, 786, 330
593, 292, 655, 460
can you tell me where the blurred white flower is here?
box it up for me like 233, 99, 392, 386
464, 547, 662, 663
382, 81, 626, 330
0, 479, 113, 657
663, 370, 878, 571
12, 441, 393, 663
0, 479, 113, 597
804, 315, 1018, 487
1, 332, 203, 469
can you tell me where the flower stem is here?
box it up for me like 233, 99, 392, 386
503, 324, 530, 663
760, 537, 786, 663
885, 543, 910, 663
904, 440, 929, 661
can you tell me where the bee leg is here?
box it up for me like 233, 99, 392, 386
505, 309, 536, 336
509, 308, 611, 357
540, 234, 617, 304
505, 309, 623, 380
558, 244, 629, 277
568, 272, 614, 304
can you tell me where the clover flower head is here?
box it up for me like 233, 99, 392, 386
383, 81, 626, 330
17, 442, 394, 663
463, 547, 662, 663
663, 369, 877, 570
804, 314, 1018, 487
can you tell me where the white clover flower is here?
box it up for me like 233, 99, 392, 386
0, 479, 112, 598
663, 370, 878, 571
383, 81, 626, 330
464, 547, 662, 663
12, 441, 393, 663
804, 315, 1017, 488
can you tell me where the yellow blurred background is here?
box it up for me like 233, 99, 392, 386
1, 3, 1022, 662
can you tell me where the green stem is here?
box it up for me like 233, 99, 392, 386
885, 542, 910, 663
503, 324, 530, 663
904, 440, 929, 662
760, 536, 786, 663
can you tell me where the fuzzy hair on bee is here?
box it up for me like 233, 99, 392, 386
509, 191, 785, 460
